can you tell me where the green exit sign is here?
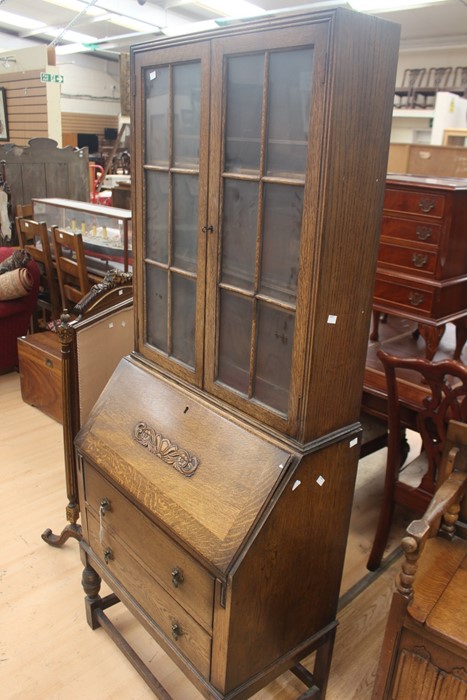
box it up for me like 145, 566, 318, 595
40, 72, 64, 84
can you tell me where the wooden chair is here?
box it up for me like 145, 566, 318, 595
372, 419, 467, 699
42, 269, 134, 547
15, 203, 33, 219
52, 225, 100, 312
16, 217, 61, 328
367, 349, 467, 571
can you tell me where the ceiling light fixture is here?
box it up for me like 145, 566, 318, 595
162, 19, 220, 37
194, 0, 265, 18
0, 56, 16, 68
0, 9, 45, 30
349, 0, 448, 11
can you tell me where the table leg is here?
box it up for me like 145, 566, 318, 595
417, 323, 445, 360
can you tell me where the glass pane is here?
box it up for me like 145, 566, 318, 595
225, 54, 264, 173
217, 290, 252, 395
221, 179, 258, 291
266, 48, 313, 176
254, 303, 295, 415
172, 274, 196, 368
146, 265, 168, 353
173, 62, 201, 167
173, 174, 199, 273
259, 184, 303, 303
145, 66, 169, 166
146, 171, 169, 263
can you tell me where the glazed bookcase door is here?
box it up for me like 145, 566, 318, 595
204, 26, 328, 434
134, 43, 210, 386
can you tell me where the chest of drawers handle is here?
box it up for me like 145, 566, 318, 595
171, 622, 184, 641
408, 291, 425, 307
171, 567, 184, 588
416, 226, 432, 241
100, 497, 111, 516
412, 253, 428, 269
418, 197, 436, 214
103, 547, 114, 564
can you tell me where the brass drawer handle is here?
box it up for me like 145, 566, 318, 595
171, 622, 183, 641
103, 547, 113, 564
412, 253, 428, 268
171, 567, 184, 588
418, 197, 436, 213
100, 497, 111, 516
408, 291, 425, 307
45, 358, 53, 368
416, 225, 432, 241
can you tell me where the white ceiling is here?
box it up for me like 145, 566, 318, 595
0, 0, 466, 58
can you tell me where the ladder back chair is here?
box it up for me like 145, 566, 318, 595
367, 349, 467, 571
52, 225, 100, 313
15, 216, 61, 329
15, 202, 33, 219
372, 419, 467, 700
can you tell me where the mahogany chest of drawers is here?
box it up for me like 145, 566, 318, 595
372, 175, 467, 360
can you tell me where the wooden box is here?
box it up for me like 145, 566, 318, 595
18, 331, 62, 423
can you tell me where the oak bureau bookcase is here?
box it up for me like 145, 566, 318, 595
74, 8, 400, 699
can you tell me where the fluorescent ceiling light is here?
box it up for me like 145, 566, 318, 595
46, 27, 99, 43
42, 0, 106, 17
349, 0, 447, 11
109, 16, 160, 33
55, 42, 87, 54
0, 10, 45, 30
162, 19, 219, 36
195, 1, 266, 18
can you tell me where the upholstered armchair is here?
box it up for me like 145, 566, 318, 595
0, 247, 40, 373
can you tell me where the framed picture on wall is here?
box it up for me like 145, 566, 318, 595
0, 88, 9, 141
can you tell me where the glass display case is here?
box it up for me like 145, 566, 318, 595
32, 198, 132, 273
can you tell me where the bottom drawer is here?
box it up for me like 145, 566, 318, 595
87, 510, 212, 678
373, 278, 434, 316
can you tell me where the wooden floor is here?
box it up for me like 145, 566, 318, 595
0, 370, 417, 700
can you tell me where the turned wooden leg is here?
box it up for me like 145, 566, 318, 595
370, 309, 381, 341
453, 317, 467, 361
42, 313, 82, 548
417, 323, 445, 361
82, 563, 103, 630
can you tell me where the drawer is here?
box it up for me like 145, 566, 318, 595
87, 510, 212, 678
84, 465, 215, 631
381, 215, 442, 246
378, 243, 437, 276
384, 188, 445, 219
373, 278, 433, 316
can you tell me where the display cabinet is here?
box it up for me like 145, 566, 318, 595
32, 197, 133, 273
75, 8, 400, 699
